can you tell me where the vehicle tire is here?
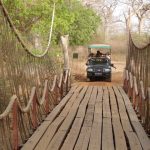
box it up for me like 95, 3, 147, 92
86, 77, 93, 82
89, 77, 94, 82
106, 77, 111, 82
89, 78, 92, 82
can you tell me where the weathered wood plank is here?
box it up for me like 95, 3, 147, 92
102, 87, 114, 150
74, 86, 98, 150
103, 87, 111, 118
102, 118, 114, 150
108, 87, 127, 150
108, 87, 120, 119
130, 122, 150, 150
113, 86, 143, 150
88, 87, 103, 150
112, 119, 128, 150
61, 87, 93, 150
46, 87, 88, 150
76, 86, 93, 118
22, 85, 150, 150
126, 131, 142, 150
60, 118, 83, 150
118, 86, 150, 150
118, 86, 139, 122
34, 86, 82, 150
73, 126, 89, 150
113, 86, 133, 132
58, 86, 83, 118
21, 86, 78, 150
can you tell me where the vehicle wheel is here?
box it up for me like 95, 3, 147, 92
106, 77, 111, 82
89, 78, 93, 82
88, 77, 94, 82
86, 77, 93, 82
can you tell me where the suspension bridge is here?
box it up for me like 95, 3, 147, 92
0, 1, 150, 150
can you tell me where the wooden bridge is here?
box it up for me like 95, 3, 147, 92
0, 1, 150, 150
21, 85, 150, 150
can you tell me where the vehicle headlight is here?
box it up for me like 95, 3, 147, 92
104, 68, 111, 72
87, 68, 93, 72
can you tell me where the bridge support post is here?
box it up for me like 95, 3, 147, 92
61, 35, 70, 71
61, 35, 70, 95
12, 100, 19, 150
32, 91, 38, 129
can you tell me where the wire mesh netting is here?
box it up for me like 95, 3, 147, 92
126, 33, 150, 91
125, 32, 150, 133
0, 1, 66, 149
0, 3, 61, 111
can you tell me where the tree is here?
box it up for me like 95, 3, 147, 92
61, 35, 70, 71
3, 0, 57, 33
130, 0, 150, 34
69, 2, 101, 45
119, 0, 150, 34
82, 0, 118, 42
3, 0, 100, 46
100, 0, 118, 41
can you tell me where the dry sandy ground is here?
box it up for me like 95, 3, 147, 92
72, 61, 125, 86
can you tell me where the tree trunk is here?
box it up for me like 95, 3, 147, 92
105, 25, 109, 42
125, 10, 131, 70
34, 33, 42, 50
138, 18, 143, 35
102, 22, 106, 42
61, 35, 70, 71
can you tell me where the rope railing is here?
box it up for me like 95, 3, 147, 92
0, 69, 71, 150
0, 0, 62, 109
0, 1, 72, 150
0, 0, 56, 58
123, 32, 150, 133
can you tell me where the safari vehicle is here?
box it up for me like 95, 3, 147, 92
86, 44, 114, 82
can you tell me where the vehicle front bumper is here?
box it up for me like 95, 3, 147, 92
87, 71, 111, 79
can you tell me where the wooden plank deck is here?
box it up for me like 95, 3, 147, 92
22, 85, 150, 150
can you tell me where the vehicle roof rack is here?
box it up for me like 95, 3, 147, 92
88, 44, 111, 49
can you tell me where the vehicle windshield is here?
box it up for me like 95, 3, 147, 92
88, 58, 109, 65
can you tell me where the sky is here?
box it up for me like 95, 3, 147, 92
82, 0, 150, 33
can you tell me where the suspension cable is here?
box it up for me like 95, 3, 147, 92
0, 0, 55, 58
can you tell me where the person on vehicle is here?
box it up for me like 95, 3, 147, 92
96, 50, 102, 57
106, 52, 111, 59
88, 52, 94, 58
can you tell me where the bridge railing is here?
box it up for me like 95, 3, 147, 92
0, 70, 71, 150
0, 1, 73, 149
123, 33, 150, 133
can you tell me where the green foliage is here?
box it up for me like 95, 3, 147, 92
3, 0, 56, 32
69, 3, 101, 45
31, 46, 62, 57
3, 0, 101, 45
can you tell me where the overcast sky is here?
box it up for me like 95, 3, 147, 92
82, 0, 150, 33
